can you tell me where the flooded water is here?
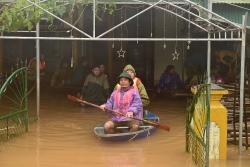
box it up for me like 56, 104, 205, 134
0, 90, 249, 167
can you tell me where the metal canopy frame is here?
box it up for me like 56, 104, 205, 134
1, 0, 247, 154
1, 0, 242, 41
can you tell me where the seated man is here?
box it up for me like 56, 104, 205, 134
99, 63, 113, 89
99, 63, 107, 78
71, 57, 89, 86
50, 60, 70, 87
100, 72, 143, 134
80, 64, 110, 105
156, 65, 187, 94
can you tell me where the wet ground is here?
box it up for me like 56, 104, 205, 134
0, 89, 249, 167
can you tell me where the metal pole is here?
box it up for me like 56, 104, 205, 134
207, 34, 211, 84
0, 36, 242, 41
207, 0, 212, 84
93, 0, 95, 38
160, 0, 226, 31
185, 0, 242, 29
206, 1, 212, 165
130, 0, 209, 33
182, 40, 185, 82
239, 12, 248, 154
22, 0, 48, 10
26, 0, 92, 38
35, 0, 40, 117
97, 0, 164, 38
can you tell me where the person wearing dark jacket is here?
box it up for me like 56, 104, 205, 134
156, 65, 186, 93
71, 57, 90, 86
80, 64, 110, 105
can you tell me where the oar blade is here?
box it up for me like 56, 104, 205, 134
144, 119, 170, 132
68, 94, 79, 102
157, 123, 170, 131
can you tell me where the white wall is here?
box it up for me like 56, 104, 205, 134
154, 10, 186, 85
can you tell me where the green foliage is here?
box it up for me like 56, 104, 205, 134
0, 0, 116, 32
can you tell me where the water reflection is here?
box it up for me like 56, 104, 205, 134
97, 141, 144, 167
36, 118, 41, 167
0, 92, 249, 167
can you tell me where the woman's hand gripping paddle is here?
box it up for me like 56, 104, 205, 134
67, 95, 170, 131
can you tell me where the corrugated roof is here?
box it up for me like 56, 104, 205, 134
213, 0, 250, 4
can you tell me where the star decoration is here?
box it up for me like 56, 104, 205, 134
172, 50, 179, 60
117, 47, 126, 58
71, 57, 74, 67
187, 41, 191, 50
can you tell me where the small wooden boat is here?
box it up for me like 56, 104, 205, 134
94, 110, 159, 141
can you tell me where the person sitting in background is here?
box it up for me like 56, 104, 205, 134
100, 72, 143, 134
184, 53, 207, 84
99, 63, 114, 90
27, 53, 50, 83
80, 64, 110, 105
50, 60, 70, 87
99, 63, 107, 78
114, 64, 150, 108
71, 57, 89, 86
156, 65, 187, 94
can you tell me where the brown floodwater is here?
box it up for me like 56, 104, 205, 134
0, 90, 249, 167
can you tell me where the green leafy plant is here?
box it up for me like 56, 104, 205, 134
0, 0, 116, 32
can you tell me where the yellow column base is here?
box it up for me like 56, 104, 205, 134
192, 84, 228, 159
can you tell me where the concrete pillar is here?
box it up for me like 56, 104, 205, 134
191, 84, 228, 159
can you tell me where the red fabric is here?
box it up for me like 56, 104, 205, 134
27, 57, 46, 70
114, 88, 134, 118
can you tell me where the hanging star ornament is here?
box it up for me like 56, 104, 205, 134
163, 43, 166, 49
71, 56, 74, 67
117, 47, 126, 58
172, 50, 179, 60
187, 41, 191, 50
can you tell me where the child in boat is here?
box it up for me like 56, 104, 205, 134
100, 72, 143, 134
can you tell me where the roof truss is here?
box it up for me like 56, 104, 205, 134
0, 0, 244, 41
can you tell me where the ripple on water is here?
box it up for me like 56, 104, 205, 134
1, 92, 249, 167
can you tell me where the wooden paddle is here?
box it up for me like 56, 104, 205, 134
67, 95, 170, 131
